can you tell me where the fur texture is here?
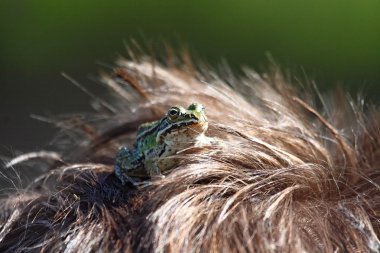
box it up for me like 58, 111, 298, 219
1, 53, 380, 253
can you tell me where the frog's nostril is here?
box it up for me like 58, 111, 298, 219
191, 114, 199, 120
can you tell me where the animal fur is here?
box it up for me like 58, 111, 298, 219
0, 52, 380, 253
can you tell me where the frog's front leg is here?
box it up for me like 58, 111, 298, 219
114, 166, 145, 187
144, 149, 166, 180
144, 158, 165, 179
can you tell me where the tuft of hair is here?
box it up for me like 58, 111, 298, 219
1, 51, 380, 253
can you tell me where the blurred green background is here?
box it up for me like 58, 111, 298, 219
1, 0, 379, 151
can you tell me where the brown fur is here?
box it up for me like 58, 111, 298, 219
1, 53, 380, 252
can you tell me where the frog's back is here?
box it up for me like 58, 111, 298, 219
136, 121, 158, 137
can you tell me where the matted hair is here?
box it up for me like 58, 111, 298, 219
1, 53, 380, 253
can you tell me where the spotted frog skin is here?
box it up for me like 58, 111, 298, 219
115, 103, 216, 185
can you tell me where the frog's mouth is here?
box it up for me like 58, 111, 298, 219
156, 118, 208, 143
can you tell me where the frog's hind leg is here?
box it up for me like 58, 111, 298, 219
114, 146, 145, 186
115, 163, 149, 187
114, 163, 126, 185
144, 159, 166, 182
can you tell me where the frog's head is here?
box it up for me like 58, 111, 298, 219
156, 103, 208, 143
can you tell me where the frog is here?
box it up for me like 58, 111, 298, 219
114, 102, 217, 186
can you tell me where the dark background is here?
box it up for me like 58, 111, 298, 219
1, 0, 379, 151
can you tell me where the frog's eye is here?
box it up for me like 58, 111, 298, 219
168, 107, 180, 120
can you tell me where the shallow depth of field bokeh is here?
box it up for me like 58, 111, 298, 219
0, 0, 379, 150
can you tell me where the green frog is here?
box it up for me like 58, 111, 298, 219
114, 103, 216, 186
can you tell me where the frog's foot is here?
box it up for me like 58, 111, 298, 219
132, 174, 163, 187
123, 175, 152, 188
151, 174, 166, 181
131, 179, 153, 188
